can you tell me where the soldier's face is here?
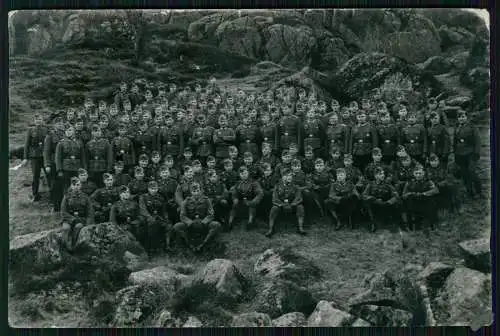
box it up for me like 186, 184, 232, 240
315, 162, 324, 172
227, 97, 234, 105
76, 122, 84, 130
124, 103, 132, 111
375, 172, 385, 181
165, 117, 174, 126
209, 175, 218, 183
430, 159, 439, 168
369, 112, 378, 121
350, 103, 358, 112
114, 165, 124, 173
199, 101, 207, 109
191, 188, 202, 197
236, 106, 244, 115
165, 159, 173, 167
132, 85, 139, 94
240, 170, 249, 180
120, 84, 127, 92
431, 115, 440, 125
110, 107, 118, 115
176, 112, 185, 121
140, 123, 149, 132
135, 172, 145, 180
104, 177, 114, 187
184, 152, 192, 159
66, 128, 75, 137
78, 173, 88, 182
229, 150, 238, 158
169, 85, 176, 93
120, 191, 131, 200
185, 169, 194, 179
243, 118, 251, 125
142, 113, 151, 122
341, 110, 350, 119
85, 101, 92, 110
292, 164, 301, 173
396, 94, 404, 102
214, 97, 221, 105
329, 115, 338, 125
373, 153, 382, 162
458, 115, 467, 124
282, 154, 291, 163
429, 102, 437, 109
414, 169, 424, 180
289, 147, 298, 156
99, 102, 107, 112
299, 91, 306, 99
305, 151, 313, 159
218, 118, 227, 127
331, 152, 340, 160
195, 85, 201, 93
155, 116, 164, 125
344, 158, 353, 167
159, 170, 169, 179
262, 146, 271, 156
92, 130, 102, 138
261, 115, 270, 124
152, 155, 161, 163
67, 111, 75, 119
139, 160, 149, 167
244, 157, 253, 165
148, 186, 159, 195
357, 114, 367, 123
193, 164, 202, 172
362, 101, 371, 110
337, 172, 346, 182
224, 163, 233, 171
158, 89, 166, 97
331, 101, 340, 112
306, 110, 315, 119
131, 114, 139, 122
89, 113, 98, 121
145, 91, 153, 101
249, 110, 257, 120
408, 115, 417, 124
71, 181, 82, 190
402, 158, 411, 167
283, 174, 293, 184
35, 116, 43, 125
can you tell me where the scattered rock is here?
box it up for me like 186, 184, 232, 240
307, 301, 357, 327
350, 304, 413, 326
418, 56, 453, 75
192, 259, 246, 301
183, 316, 203, 327
27, 24, 53, 55
445, 95, 472, 108
231, 312, 272, 327
265, 24, 317, 68
154, 310, 181, 328
272, 312, 306, 327
351, 318, 371, 327
253, 279, 316, 318
128, 266, 191, 293
254, 247, 322, 283
418, 262, 455, 290
62, 14, 86, 44
458, 238, 491, 273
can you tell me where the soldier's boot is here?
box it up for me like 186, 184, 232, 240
401, 212, 410, 231
297, 217, 306, 235
369, 219, 377, 233
315, 199, 325, 217
72, 223, 83, 249
62, 226, 73, 251
366, 208, 376, 232
227, 210, 236, 232
196, 226, 218, 252
164, 231, 173, 252
265, 220, 275, 238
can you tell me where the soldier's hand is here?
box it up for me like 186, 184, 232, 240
45, 166, 51, 174
21, 159, 28, 166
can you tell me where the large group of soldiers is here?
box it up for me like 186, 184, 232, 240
21, 77, 483, 254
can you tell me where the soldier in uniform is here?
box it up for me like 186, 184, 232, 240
275, 149, 293, 178
112, 123, 136, 173
377, 112, 400, 165
77, 168, 97, 196
221, 159, 239, 192
364, 147, 392, 182
401, 164, 439, 231
349, 110, 378, 172
395, 105, 409, 132
392, 152, 418, 194
228, 146, 242, 171
128, 166, 149, 198
157, 165, 179, 223
173, 182, 222, 253
236, 115, 260, 159
258, 142, 277, 174
307, 158, 331, 217
228, 166, 264, 231
343, 154, 365, 193
400, 111, 427, 164
55, 124, 86, 191
362, 166, 400, 232
242, 151, 260, 180
90, 173, 119, 223
205, 155, 218, 175
301, 145, 316, 175
44, 117, 67, 211
423, 97, 449, 128
85, 125, 113, 187
75, 118, 91, 146
190, 114, 214, 163
110, 185, 145, 244
23, 113, 49, 202
204, 169, 229, 225
326, 146, 344, 175
107, 103, 120, 133
278, 103, 301, 153
112, 160, 132, 188
60, 177, 95, 251
65, 107, 77, 124
177, 147, 194, 171
302, 108, 324, 157
452, 111, 482, 198
265, 168, 305, 237
192, 160, 205, 185
114, 81, 130, 111
258, 162, 279, 219
163, 154, 180, 181
133, 122, 155, 159
139, 181, 172, 253
213, 114, 236, 162
326, 168, 360, 230
175, 165, 196, 208
99, 115, 115, 142
259, 113, 278, 155
426, 153, 459, 214
427, 111, 450, 166
147, 151, 162, 181
325, 113, 350, 157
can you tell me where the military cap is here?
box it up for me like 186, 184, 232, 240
192, 159, 202, 166
228, 145, 238, 151
118, 185, 129, 194
336, 167, 346, 174
103, 173, 113, 180
343, 153, 353, 160
206, 155, 216, 162
75, 117, 85, 123
261, 162, 272, 170
329, 145, 341, 153
70, 177, 80, 185
372, 147, 382, 155
207, 169, 217, 177
457, 110, 467, 117
148, 181, 159, 188
164, 154, 173, 160
78, 168, 88, 175
118, 123, 127, 129
159, 164, 169, 172
243, 151, 253, 158
114, 160, 124, 167
289, 142, 298, 149
238, 166, 248, 173
374, 166, 385, 175
281, 149, 290, 156
291, 158, 301, 166
183, 165, 192, 172
134, 166, 144, 174
429, 153, 439, 161
281, 168, 292, 176
429, 111, 439, 119
53, 117, 64, 124
314, 158, 324, 164
151, 150, 160, 157
190, 182, 202, 192
413, 164, 424, 172
223, 158, 233, 166
396, 145, 407, 154
183, 147, 192, 153
262, 142, 272, 149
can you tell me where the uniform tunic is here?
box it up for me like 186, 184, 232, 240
302, 119, 323, 153
159, 126, 184, 158
401, 124, 427, 159
61, 190, 95, 226
112, 136, 136, 166
91, 186, 119, 222
278, 115, 301, 149
325, 124, 350, 154
377, 124, 400, 158
427, 124, 450, 159
236, 125, 260, 158
24, 125, 49, 160
213, 127, 236, 159
350, 123, 377, 157
55, 138, 86, 172
86, 138, 113, 173
191, 126, 215, 158
259, 123, 278, 152
232, 179, 264, 206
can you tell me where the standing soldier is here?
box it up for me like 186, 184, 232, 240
266, 168, 306, 237
133, 122, 155, 159
159, 113, 184, 160
302, 108, 324, 157
55, 124, 86, 191
44, 117, 66, 211
423, 97, 448, 128
278, 103, 301, 153
86, 125, 113, 187
90, 173, 119, 223
157, 165, 179, 222
75, 118, 91, 146
114, 81, 130, 111
236, 115, 260, 159
377, 112, 400, 165
400, 111, 427, 165
173, 182, 222, 253
213, 114, 236, 162
175, 165, 196, 208
204, 170, 230, 226
23, 113, 49, 202
190, 114, 214, 163
258, 142, 278, 174
307, 158, 331, 217
110, 186, 145, 244
452, 111, 482, 198
139, 181, 172, 253
60, 177, 95, 251
427, 112, 451, 166
221, 159, 239, 192
349, 110, 378, 172
129, 83, 143, 110
259, 113, 279, 155
112, 124, 136, 173
258, 162, 279, 219
325, 113, 350, 156
326, 168, 360, 230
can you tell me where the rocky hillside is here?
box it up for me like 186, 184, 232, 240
9, 9, 489, 119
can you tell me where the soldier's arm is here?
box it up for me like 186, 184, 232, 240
348, 127, 354, 154
424, 181, 439, 197
421, 126, 428, 156
362, 184, 372, 200
138, 195, 154, 221
402, 182, 411, 198
472, 126, 481, 158
250, 181, 264, 205
60, 196, 74, 222
202, 198, 215, 224
175, 184, 184, 207
272, 185, 283, 207
55, 142, 63, 172
328, 183, 338, 199
292, 187, 303, 206
179, 200, 193, 226
86, 197, 95, 225
43, 134, 52, 167
130, 141, 136, 165
371, 126, 378, 148
109, 204, 118, 225
190, 128, 200, 145
23, 128, 31, 161
389, 185, 400, 203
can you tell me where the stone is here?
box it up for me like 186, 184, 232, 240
192, 259, 246, 301
317, 36, 351, 71
253, 279, 316, 318
265, 24, 317, 68
254, 247, 322, 283
187, 12, 238, 42
231, 312, 272, 327
27, 25, 53, 55
350, 304, 413, 326
418, 262, 454, 290
458, 238, 491, 272
435, 268, 492, 326
418, 56, 453, 75
351, 318, 371, 327
128, 266, 191, 293
307, 301, 356, 327
272, 312, 306, 327
154, 310, 181, 328
183, 316, 203, 327
445, 95, 472, 107
62, 14, 86, 44
447, 51, 470, 70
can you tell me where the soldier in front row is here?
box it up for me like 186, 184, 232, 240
110, 185, 145, 244
173, 182, 222, 253
90, 173, 119, 223
55, 124, 86, 191
60, 177, 95, 251
326, 168, 360, 230
44, 117, 66, 211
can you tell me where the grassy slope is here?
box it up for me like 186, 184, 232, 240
8, 53, 492, 327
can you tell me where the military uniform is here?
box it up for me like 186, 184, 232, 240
90, 186, 119, 223
60, 189, 95, 249
81, 180, 97, 196
112, 135, 136, 170
133, 129, 156, 158
85, 138, 113, 187
402, 177, 439, 230
128, 178, 148, 197
259, 123, 278, 154
326, 158, 343, 175
350, 123, 377, 171
159, 125, 184, 159
139, 193, 171, 252
427, 124, 450, 165
377, 123, 400, 164
113, 172, 132, 188
146, 163, 161, 182
44, 128, 66, 210
76, 128, 92, 146
158, 176, 179, 221
175, 177, 195, 207
55, 138, 86, 189
236, 125, 260, 158
221, 169, 239, 191
453, 122, 481, 197
392, 160, 417, 194
229, 179, 264, 228
204, 180, 229, 223
301, 157, 316, 175
213, 126, 236, 160
364, 162, 392, 182
258, 154, 278, 174
258, 172, 280, 218
325, 124, 350, 155
426, 164, 458, 213
191, 126, 215, 161
114, 91, 130, 111
110, 198, 144, 241
24, 124, 49, 199
401, 123, 427, 164
307, 169, 332, 216
269, 180, 304, 229
326, 180, 359, 228
302, 118, 324, 157
362, 180, 399, 231
278, 115, 301, 151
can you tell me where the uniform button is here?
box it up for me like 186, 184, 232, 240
107, 203, 112, 206
460, 139, 465, 143
309, 134, 313, 138
94, 156, 98, 160
410, 140, 415, 143
39, 142, 43, 146
74, 212, 79, 216
246, 140, 250, 143
264, 137, 268, 141
70, 155, 76, 159
142, 146, 146, 150
385, 140, 391, 143
284, 199, 289, 202
202, 141, 207, 145
432, 140, 436, 144
358, 139, 363, 143
331, 140, 335, 143
167, 141, 172, 145
284, 133, 289, 136
120, 150, 125, 154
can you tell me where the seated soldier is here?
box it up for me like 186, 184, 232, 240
204, 169, 229, 225
191, 159, 205, 185
175, 165, 196, 208
110, 185, 145, 244
326, 146, 344, 175
364, 147, 392, 182
401, 164, 439, 231
157, 165, 179, 222
78, 168, 98, 196
258, 142, 277, 174
301, 145, 316, 175
220, 159, 239, 192
275, 149, 293, 178
392, 152, 418, 195
177, 147, 194, 171
128, 166, 149, 199
147, 151, 162, 181
362, 167, 400, 232
174, 182, 222, 253
228, 146, 242, 171
228, 166, 264, 231
266, 168, 306, 237
343, 154, 365, 194
242, 151, 260, 180
306, 158, 331, 217
163, 154, 180, 181
288, 142, 300, 161
137, 154, 150, 179
205, 155, 218, 175
426, 153, 459, 214
258, 162, 280, 219
91, 173, 119, 223
139, 181, 172, 253
326, 168, 360, 230
112, 161, 132, 188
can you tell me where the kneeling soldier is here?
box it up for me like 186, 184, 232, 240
401, 164, 439, 231
362, 167, 399, 232
174, 182, 222, 253
90, 173, 119, 223
139, 181, 172, 253
110, 186, 145, 244
326, 168, 360, 230
60, 177, 95, 251
204, 169, 229, 225
266, 168, 306, 238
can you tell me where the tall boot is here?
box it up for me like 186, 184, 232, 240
265, 220, 275, 238
297, 217, 306, 235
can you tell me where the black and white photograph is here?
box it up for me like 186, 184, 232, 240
8, 8, 492, 328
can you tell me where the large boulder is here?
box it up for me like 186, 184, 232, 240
350, 304, 413, 326
417, 262, 455, 291
438, 26, 476, 51
434, 268, 492, 326
307, 301, 357, 327
272, 312, 306, 327
253, 279, 316, 318
253, 247, 322, 283
27, 24, 53, 55
183, 316, 203, 327
187, 12, 239, 42
316, 32, 351, 71
417, 56, 453, 75
458, 238, 491, 273
153, 310, 182, 327
128, 266, 191, 293
265, 24, 317, 68
231, 312, 272, 327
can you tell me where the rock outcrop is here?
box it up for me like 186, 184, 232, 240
458, 238, 491, 272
